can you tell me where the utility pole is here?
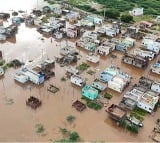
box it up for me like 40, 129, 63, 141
104, 8, 106, 19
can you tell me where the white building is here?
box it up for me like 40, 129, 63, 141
60, 46, 77, 56
71, 74, 86, 87
156, 16, 160, 24
129, 8, 143, 16
151, 82, 160, 93
86, 53, 100, 63
14, 67, 45, 85
91, 79, 107, 91
132, 48, 156, 61
97, 41, 115, 56
137, 90, 159, 113
14, 71, 29, 83
108, 76, 127, 93
66, 66, 79, 75
0, 66, 4, 76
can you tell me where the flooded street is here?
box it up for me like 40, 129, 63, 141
0, 0, 160, 142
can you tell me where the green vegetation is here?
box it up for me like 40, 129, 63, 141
67, 0, 160, 21
94, 0, 160, 16
59, 128, 70, 137
35, 123, 45, 134
119, 119, 139, 133
133, 15, 154, 22
66, 115, 76, 124
121, 15, 133, 23
130, 107, 147, 122
103, 93, 113, 100
69, 131, 80, 142
132, 107, 147, 116
130, 112, 144, 122
126, 124, 139, 133
87, 69, 95, 75
81, 96, 103, 110
0, 60, 5, 66
76, 63, 90, 72
58, 128, 80, 142
105, 9, 120, 19
45, 0, 55, 4
61, 76, 67, 81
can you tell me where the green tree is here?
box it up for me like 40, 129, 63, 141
69, 132, 80, 142
120, 15, 133, 23
105, 9, 120, 19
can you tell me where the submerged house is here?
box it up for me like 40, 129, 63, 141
82, 85, 99, 100
60, 46, 77, 56
107, 104, 127, 122
66, 25, 80, 38
91, 79, 107, 91
71, 74, 86, 87
0, 66, 4, 76
139, 76, 160, 94
97, 40, 115, 56
49, 4, 63, 15
86, 53, 100, 63
120, 86, 159, 112
122, 52, 149, 68
115, 38, 135, 52
14, 67, 45, 85
12, 17, 23, 25
85, 15, 103, 25
0, 26, 7, 41
151, 58, 160, 75
76, 37, 97, 52
66, 11, 80, 22
66, 66, 79, 75
132, 48, 156, 61
120, 76, 160, 112
100, 65, 131, 93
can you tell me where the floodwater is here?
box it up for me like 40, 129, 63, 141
0, 0, 160, 142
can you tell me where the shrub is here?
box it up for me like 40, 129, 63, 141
132, 107, 147, 116
105, 9, 120, 19
69, 132, 80, 142
121, 15, 133, 23
66, 115, 76, 124
35, 124, 45, 133
103, 93, 113, 100
126, 124, 139, 134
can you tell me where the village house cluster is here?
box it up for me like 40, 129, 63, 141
0, 1, 160, 141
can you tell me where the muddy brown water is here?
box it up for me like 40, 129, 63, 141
0, 0, 160, 141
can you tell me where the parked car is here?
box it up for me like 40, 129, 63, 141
127, 116, 143, 127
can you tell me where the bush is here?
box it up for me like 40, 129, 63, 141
130, 112, 144, 121
59, 128, 70, 137
119, 119, 127, 128
35, 124, 45, 133
126, 124, 139, 134
103, 93, 113, 99
81, 96, 102, 110
105, 9, 120, 19
132, 107, 147, 116
69, 132, 80, 142
66, 115, 76, 124
0, 60, 5, 66
121, 15, 133, 23
87, 100, 102, 110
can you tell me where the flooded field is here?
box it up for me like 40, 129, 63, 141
0, 0, 160, 142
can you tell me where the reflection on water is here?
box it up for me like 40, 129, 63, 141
0, 0, 45, 11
